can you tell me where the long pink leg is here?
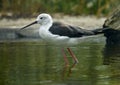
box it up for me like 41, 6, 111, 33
62, 48, 69, 66
67, 48, 79, 64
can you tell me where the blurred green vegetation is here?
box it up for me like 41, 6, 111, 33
0, 0, 119, 18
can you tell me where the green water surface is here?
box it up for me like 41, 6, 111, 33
0, 38, 120, 85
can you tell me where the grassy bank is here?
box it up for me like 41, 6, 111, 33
0, 0, 119, 18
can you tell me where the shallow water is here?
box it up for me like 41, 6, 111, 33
0, 38, 120, 85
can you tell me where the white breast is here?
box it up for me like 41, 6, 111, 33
39, 26, 79, 45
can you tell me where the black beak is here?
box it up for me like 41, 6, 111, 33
20, 21, 37, 30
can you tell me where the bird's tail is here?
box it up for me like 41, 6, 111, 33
92, 27, 109, 35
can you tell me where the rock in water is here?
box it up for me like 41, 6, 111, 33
103, 6, 120, 45
103, 6, 120, 30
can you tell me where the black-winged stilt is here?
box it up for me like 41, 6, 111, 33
20, 13, 104, 66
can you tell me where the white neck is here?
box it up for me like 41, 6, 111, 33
41, 21, 53, 30
39, 21, 53, 41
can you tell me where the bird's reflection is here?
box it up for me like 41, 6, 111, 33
61, 62, 77, 79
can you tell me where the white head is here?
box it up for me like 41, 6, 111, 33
36, 13, 53, 25
20, 13, 53, 30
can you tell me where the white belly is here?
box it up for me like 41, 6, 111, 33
39, 26, 99, 46
39, 28, 79, 45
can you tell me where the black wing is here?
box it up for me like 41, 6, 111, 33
49, 22, 94, 38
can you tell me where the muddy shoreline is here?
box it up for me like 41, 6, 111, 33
0, 16, 106, 40
0, 16, 106, 29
